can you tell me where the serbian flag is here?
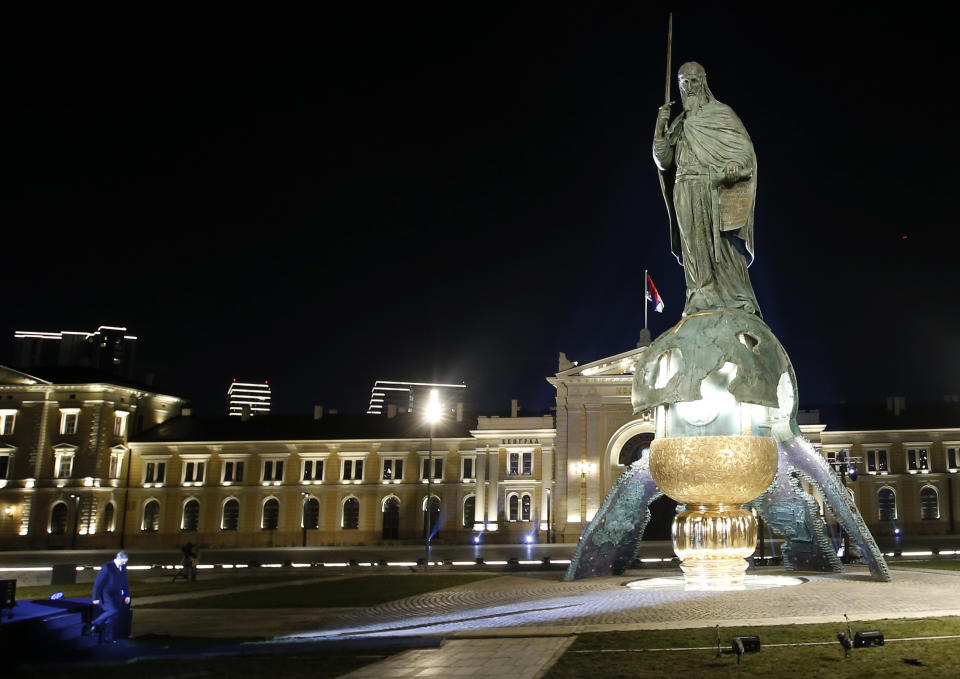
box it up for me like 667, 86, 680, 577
646, 273, 664, 312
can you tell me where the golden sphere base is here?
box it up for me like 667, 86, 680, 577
672, 504, 757, 588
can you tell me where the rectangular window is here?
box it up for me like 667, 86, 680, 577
522, 452, 532, 475
145, 461, 166, 484
949, 447, 959, 470
0, 411, 16, 435
55, 454, 74, 478
382, 458, 403, 481
509, 453, 519, 475
866, 449, 888, 473
421, 458, 442, 480
302, 459, 324, 481
60, 411, 79, 435
0, 454, 10, 479
223, 460, 244, 483
907, 448, 929, 471
342, 459, 363, 481
108, 451, 123, 478
183, 461, 205, 483
262, 460, 284, 482
462, 457, 474, 480
113, 413, 128, 437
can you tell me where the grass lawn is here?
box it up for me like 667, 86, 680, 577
547, 617, 960, 678
16, 571, 332, 601
12, 645, 406, 679
140, 573, 497, 608
889, 559, 960, 571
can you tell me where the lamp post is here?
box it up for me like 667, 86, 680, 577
424, 389, 442, 572
300, 491, 309, 548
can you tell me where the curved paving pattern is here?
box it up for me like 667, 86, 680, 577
276, 567, 960, 640
130, 566, 960, 642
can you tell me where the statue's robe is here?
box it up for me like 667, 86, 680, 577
656, 100, 761, 317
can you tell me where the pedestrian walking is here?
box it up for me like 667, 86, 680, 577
84, 551, 132, 642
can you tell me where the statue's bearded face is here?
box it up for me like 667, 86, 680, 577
679, 73, 706, 111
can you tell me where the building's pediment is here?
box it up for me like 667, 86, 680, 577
554, 346, 647, 379
0, 365, 50, 387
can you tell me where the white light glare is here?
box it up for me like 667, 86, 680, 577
425, 389, 442, 424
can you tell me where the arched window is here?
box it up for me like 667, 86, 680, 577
920, 487, 940, 520
877, 488, 896, 521
382, 496, 400, 540
303, 497, 320, 529
142, 500, 160, 532
462, 496, 476, 528
181, 499, 200, 531
221, 499, 240, 531
421, 495, 439, 538
262, 498, 279, 530
508, 493, 519, 521
49, 502, 68, 535
342, 497, 359, 529
521, 493, 532, 522
102, 502, 116, 533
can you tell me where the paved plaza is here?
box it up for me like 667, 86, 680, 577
121, 564, 960, 676
338, 637, 576, 679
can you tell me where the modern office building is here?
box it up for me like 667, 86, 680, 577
366, 380, 466, 417
227, 380, 271, 417
13, 325, 138, 379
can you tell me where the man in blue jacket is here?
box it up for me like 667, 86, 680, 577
85, 551, 132, 641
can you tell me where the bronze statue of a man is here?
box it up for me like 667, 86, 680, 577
653, 62, 761, 317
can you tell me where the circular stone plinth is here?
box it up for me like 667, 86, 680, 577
626, 574, 807, 592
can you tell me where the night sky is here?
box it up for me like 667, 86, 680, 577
8, 7, 960, 416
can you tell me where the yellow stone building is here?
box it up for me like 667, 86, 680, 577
2, 357, 958, 550
0, 366, 183, 548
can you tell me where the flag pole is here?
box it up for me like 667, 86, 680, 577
644, 269, 649, 330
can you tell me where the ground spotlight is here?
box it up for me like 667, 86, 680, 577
854, 630, 884, 647
732, 635, 760, 663
473, 535, 480, 544
524, 534, 533, 544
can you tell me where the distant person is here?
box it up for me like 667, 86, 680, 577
85, 551, 132, 642
180, 542, 199, 581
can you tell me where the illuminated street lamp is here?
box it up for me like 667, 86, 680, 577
424, 389, 442, 572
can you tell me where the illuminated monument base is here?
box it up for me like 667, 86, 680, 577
565, 309, 891, 584
650, 434, 777, 588
627, 573, 806, 593
672, 504, 757, 587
